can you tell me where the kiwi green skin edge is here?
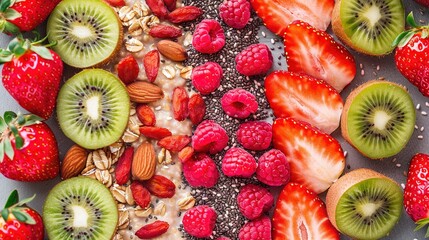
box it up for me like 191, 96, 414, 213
47, 0, 123, 69
326, 168, 403, 240
42, 176, 119, 240
332, 0, 404, 56
341, 80, 416, 159
56, 69, 130, 150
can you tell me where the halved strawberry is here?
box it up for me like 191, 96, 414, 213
272, 118, 345, 194
250, 0, 334, 36
284, 20, 356, 92
265, 71, 343, 134
273, 182, 340, 240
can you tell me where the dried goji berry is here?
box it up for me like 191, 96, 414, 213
135, 220, 169, 239
149, 24, 182, 39
178, 146, 194, 163
115, 146, 134, 185
139, 126, 172, 140
158, 135, 191, 152
117, 55, 139, 85
172, 86, 189, 121
143, 175, 176, 198
188, 93, 206, 125
143, 49, 160, 83
146, 0, 168, 19
163, 0, 176, 11
168, 6, 203, 24
136, 104, 156, 126
130, 181, 151, 209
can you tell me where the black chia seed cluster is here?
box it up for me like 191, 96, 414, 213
179, 0, 277, 239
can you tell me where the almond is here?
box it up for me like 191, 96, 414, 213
156, 40, 188, 61
61, 145, 88, 179
127, 81, 164, 103
132, 142, 156, 181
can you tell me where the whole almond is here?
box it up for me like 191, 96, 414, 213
132, 142, 156, 181
156, 40, 188, 61
61, 145, 88, 179
127, 81, 164, 103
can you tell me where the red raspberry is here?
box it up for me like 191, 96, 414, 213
191, 62, 223, 95
235, 44, 273, 76
183, 153, 219, 188
238, 216, 271, 240
236, 121, 272, 151
216, 237, 231, 240
193, 19, 225, 54
183, 205, 217, 238
256, 149, 290, 186
192, 120, 229, 154
221, 147, 256, 178
237, 184, 273, 220
219, 0, 250, 29
221, 88, 258, 119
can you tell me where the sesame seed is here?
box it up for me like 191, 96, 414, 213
401, 183, 406, 189
396, 164, 401, 168
416, 103, 421, 110
418, 135, 424, 139
361, 69, 365, 76
422, 111, 428, 116
421, 127, 425, 132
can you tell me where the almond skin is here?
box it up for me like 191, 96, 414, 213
156, 40, 188, 61
61, 145, 88, 179
127, 81, 164, 103
132, 142, 156, 181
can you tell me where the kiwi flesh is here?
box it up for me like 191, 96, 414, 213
326, 168, 403, 240
43, 176, 118, 240
47, 0, 123, 68
332, 0, 404, 56
341, 80, 415, 159
56, 69, 130, 149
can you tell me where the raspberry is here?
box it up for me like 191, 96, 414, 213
238, 216, 271, 240
236, 121, 272, 151
221, 147, 257, 178
221, 88, 258, 119
216, 237, 231, 240
183, 205, 217, 238
237, 184, 273, 220
192, 120, 229, 154
219, 0, 250, 29
183, 153, 219, 188
235, 44, 273, 76
256, 149, 290, 186
192, 19, 225, 54
191, 62, 223, 95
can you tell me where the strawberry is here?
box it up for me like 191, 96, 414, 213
1, 36, 63, 119
265, 71, 343, 134
0, 190, 44, 240
284, 20, 356, 92
394, 12, 429, 97
0, 0, 61, 35
272, 183, 340, 240
404, 153, 429, 237
272, 117, 345, 194
0, 112, 59, 181
250, 0, 334, 36
413, 0, 429, 7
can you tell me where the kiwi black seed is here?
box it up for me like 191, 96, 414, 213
341, 80, 415, 159
47, 0, 123, 68
43, 177, 118, 240
326, 169, 403, 240
56, 69, 130, 149
332, 0, 404, 56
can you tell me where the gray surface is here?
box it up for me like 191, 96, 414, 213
0, 1, 428, 240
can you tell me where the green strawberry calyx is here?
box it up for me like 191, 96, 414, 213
415, 217, 429, 238
0, 34, 55, 64
0, 0, 23, 35
1, 190, 36, 225
393, 12, 429, 48
0, 111, 43, 162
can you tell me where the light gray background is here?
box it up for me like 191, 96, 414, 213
0, 1, 428, 239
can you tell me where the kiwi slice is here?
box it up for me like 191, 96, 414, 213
57, 69, 130, 149
341, 80, 415, 159
332, 0, 404, 56
326, 168, 403, 240
47, 0, 123, 68
43, 177, 118, 240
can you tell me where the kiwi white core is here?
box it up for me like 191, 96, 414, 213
373, 111, 391, 130
72, 205, 89, 227
72, 24, 93, 39
360, 202, 383, 217
85, 96, 100, 120
364, 5, 382, 27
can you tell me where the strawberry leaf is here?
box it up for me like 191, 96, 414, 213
4, 190, 19, 208
30, 45, 53, 60
22, 114, 42, 126
4, 111, 17, 125
12, 209, 35, 224
0, 49, 13, 63
0, 140, 4, 162
406, 12, 419, 28
3, 137, 14, 160
17, 194, 35, 206
0, 0, 13, 12
1, 209, 9, 222
3, 8, 21, 20
0, 116, 6, 132
12, 210, 27, 222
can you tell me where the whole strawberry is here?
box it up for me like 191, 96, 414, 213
404, 153, 429, 236
1, 36, 63, 119
0, 0, 61, 35
394, 12, 429, 97
0, 112, 59, 181
413, 0, 429, 7
0, 190, 44, 240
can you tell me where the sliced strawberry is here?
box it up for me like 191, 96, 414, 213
265, 71, 343, 134
250, 0, 334, 36
272, 182, 340, 240
272, 118, 345, 194
284, 20, 356, 92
